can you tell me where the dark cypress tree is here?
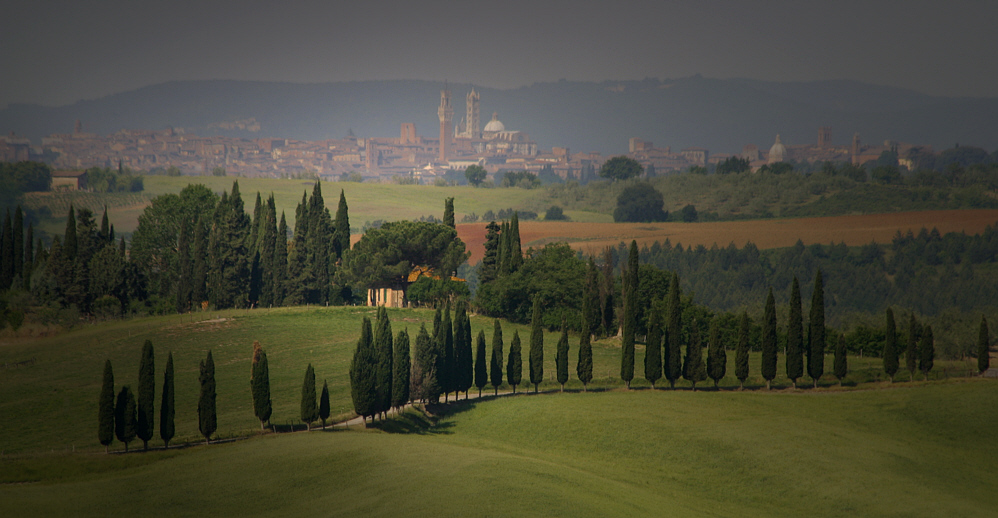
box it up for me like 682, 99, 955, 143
300, 363, 318, 430
175, 218, 192, 313
529, 297, 544, 393
884, 308, 899, 382
735, 311, 750, 389
834, 335, 848, 385
582, 257, 601, 340
475, 329, 488, 397
22, 222, 33, 290
198, 350, 217, 443
98, 359, 115, 453
319, 380, 330, 429
305, 181, 332, 303
644, 300, 663, 388
683, 319, 707, 390
507, 330, 523, 393
906, 314, 920, 381
136, 339, 155, 450
374, 307, 394, 416
207, 182, 251, 309
808, 270, 826, 388
441, 303, 454, 401
333, 189, 350, 260
250, 192, 263, 251
257, 196, 277, 307
761, 287, 778, 390
978, 316, 990, 375
620, 240, 638, 388
919, 325, 934, 381
160, 352, 175, 448
251, 341, 272, 430
577, 310, 594, 390
490, 319, 504, 395
454, 302, 473, 398
786, 276, 804, 388
63, 204, 78, 261
496, 220, 509, 275
350, 317, 378, 421
273, 212, 288, 305
480, 221, 501, 284
1, 209, 12, 290
393, 328, 411, 410
556, 317, 570, 391
115, 385, 137, 452
12, 206, 23, 282
414, 324, 439, 403
707, 318, 726, 388
665, 272, 683, 388
508, 212, 522, 272
443, 197, 455, 228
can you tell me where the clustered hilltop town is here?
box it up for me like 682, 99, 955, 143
0, 87, 925, 183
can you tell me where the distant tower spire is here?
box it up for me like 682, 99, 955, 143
438, 85, 453, 162
466, 88, 480, 139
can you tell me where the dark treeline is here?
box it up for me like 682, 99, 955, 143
0, 180, 351, 325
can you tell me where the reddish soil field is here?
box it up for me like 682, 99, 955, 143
455, 209, 998, 264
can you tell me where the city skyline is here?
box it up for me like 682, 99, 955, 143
2, 0, 997, 108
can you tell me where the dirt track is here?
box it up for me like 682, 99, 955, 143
456, 209, 998, 264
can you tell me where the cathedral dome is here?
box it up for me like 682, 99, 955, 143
483, 112, 505, 133
768, 134, 787, 164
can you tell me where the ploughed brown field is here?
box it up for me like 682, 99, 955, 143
454, 209, 998, 264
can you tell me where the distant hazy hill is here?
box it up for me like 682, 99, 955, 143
2, 77, 997, 155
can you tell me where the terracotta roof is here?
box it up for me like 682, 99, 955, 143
51, 170, 87, 178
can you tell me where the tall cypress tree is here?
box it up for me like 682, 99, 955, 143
207, 182, 251, 309
443, 197, 455, 228
834, 335, 848, 385
808, 270, 826, 388
644, 299, 663, 388
884, 308, 899, 382
160, 352, 175, 448
64, 204, 78, 261
115, 386, 137, 452
480, 221, 501, 284
198, 350, 217, 443
251, 341, 272, 430
707, 318, 726, 388
620, 240, 638, 388
556, 318, 570, 391
414, 324, 439, 403
12, 206, 23, 281
350, 317, 378, 421
508, 212, 522, 272
273, 212, 288, 305
978, 316, 991, 375
529, 297, 544, 393
490, 319, 504, 395
98, 359, 115, 453
906, 314, 920, 381
507, 330, 523, 393
684, 319, 707, 390
761, 287, 778, 390
599, 247, 615, 338
333, 189, 350, 260
258, 196, 277, 307
1, 209, 12, 290
786, 277, 804, 388
496, 220, 509, 275
582, 257, 601, 340
393, 328, 411, 409
475, 329, 488, 397
735, 311, 750, 389
665, 272, 683, 388
319, 380, 330, 429
191, 216, 208, 307
300, 363, 318, 430
577, 310, 594, 390
919, 325, 934, 380
175, 219, 192, 313
374, 307, 394, 416
454, 302, 472, 398
136, 339, 155, 450
22, 222, 33, 290
441, 303, 454, 401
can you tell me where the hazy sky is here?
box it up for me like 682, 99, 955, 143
2, 0, 996, 107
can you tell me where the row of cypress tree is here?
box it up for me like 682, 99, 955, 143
98, 343, 217, 452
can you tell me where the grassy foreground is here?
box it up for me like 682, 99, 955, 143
1, 382, 995, 517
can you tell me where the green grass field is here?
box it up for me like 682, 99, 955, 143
23, 176, 606, 238
1, 382, 995, 517
0, 306, 979, 457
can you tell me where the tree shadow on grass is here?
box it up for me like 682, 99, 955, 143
367, 406, 458, 435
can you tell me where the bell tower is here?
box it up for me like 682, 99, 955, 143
438, 85, 453, 162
